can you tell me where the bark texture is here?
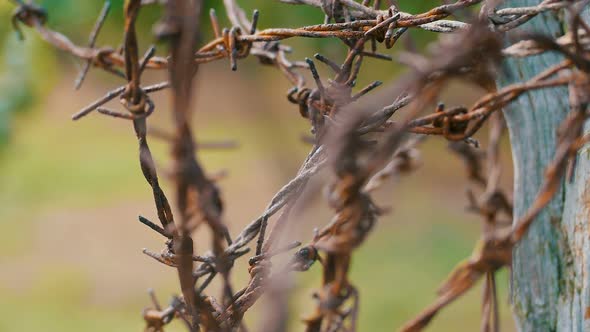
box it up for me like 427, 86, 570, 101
501, 1, 590, 331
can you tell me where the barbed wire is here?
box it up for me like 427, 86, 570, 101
7, 0, 590, 331
8, 0, 576, 79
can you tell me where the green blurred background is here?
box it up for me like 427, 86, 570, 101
0, 1, 516, 331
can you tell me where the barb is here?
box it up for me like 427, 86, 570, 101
74, 1, 111, 90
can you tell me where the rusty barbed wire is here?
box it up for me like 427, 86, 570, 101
8, 0, 579, 81
399, 113, 513, 332
399, 10, 590, 332
298, 134, 423, 332
8, 0, 590, 331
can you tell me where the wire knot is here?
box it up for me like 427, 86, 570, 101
93, 47, 117, 69
368, 7, 401, 48
11, 1, 47, 40
287, 87, 313, 118
221, 26, 253, 71
121, 85, 148, 114
432, 104, 470, 140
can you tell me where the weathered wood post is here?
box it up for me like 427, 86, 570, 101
501, 1, 590, 331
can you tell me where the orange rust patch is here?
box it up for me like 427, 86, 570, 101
585, 307, 590, 319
